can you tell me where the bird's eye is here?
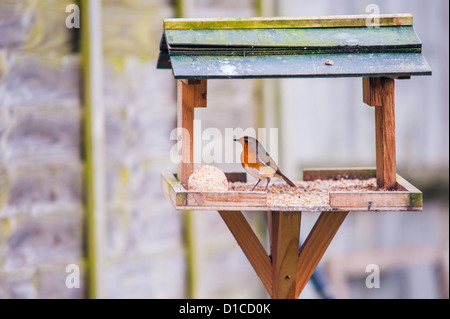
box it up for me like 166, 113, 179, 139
244, 140, 248, 144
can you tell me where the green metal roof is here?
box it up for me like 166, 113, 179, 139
157, 14, 432, 79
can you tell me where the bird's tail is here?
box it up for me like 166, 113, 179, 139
276, 170, 296, 187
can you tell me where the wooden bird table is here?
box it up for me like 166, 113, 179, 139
157, 14, 431, 299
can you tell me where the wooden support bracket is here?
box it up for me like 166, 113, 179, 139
295, 211, 349, 298
363, 77, 383, 107
218, 210, 348, 299
218, 211, 272, 293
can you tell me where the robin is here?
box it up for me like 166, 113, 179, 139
234, 136, 296, 191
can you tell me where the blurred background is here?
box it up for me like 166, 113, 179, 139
0, 0, 448, 299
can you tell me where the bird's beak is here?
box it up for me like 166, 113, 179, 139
233, 138, 238, 142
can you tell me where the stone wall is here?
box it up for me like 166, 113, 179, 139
0, 0, 83, 298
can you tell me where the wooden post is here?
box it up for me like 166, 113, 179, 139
363, 77, 396, 189
177, 79, 207, 188
270, 211, 301, 299
177, 78, 207, 299
376, 77, 396, 189
295, 211, 348, 298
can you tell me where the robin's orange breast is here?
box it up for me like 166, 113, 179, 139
241, 147, 259, 166
240, 150, 276, 179
243, 161, 263, 169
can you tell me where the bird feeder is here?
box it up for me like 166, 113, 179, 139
157, 14, 431, 299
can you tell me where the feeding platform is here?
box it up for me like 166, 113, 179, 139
157, 14, 431, 299
161, 168, 422, 212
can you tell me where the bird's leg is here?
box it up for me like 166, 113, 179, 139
251, 179, 261, 191
264, 178, 271, 192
